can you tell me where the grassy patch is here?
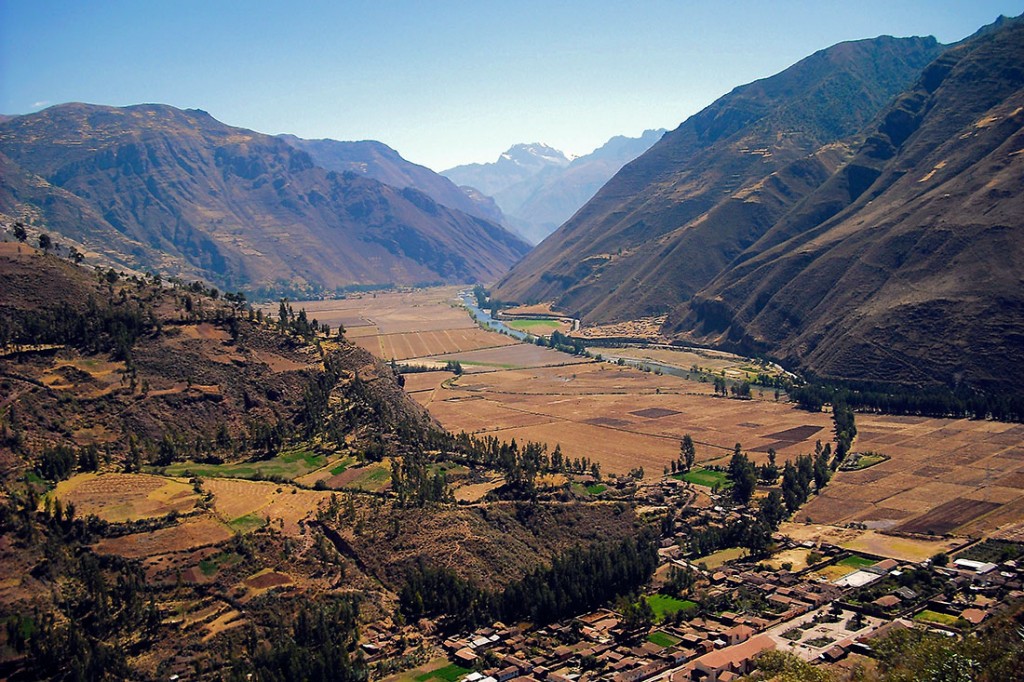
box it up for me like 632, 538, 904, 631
586, 484, 607, 495
647, 630, 681, 648
414, 664, 470, 682
330, 461, 350, 475
837, 554, 876, 570
673, 468, 730, 488
157, 448, 327, 481
342, 463, 392, 492
914, 609, 960, 626
645, 594, 697, 622
280, 449, 324, 468
781, 628, 803, 641
228, 513, 267, 534
506, 319, 561, 331
841, 451, 889, 471
199, 551, 241, 576
698, 546, 746, 569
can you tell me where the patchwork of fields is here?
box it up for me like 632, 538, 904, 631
334, 287, 1024, 542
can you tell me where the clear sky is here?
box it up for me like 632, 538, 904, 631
1, 1, 1019, 171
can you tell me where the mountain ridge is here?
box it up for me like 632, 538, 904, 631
0, 103, 531, 296
492, 34, 945, 314
277, 134, 507, 226
673, 15, 1024, 393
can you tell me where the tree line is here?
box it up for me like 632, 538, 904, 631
399, 530, 659, 630
790, 381, 1024, 423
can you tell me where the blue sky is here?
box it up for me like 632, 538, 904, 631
1, 1, 1019, 171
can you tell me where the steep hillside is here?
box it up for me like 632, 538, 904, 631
492, 35, 944, 316
674, 16, 1024, 394
0, 247, 646, 679
277, 135, 507, 225
0, 244, 431, 466
0, 104, 531, 296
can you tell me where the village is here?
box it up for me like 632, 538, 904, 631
363, 476, 1024, 682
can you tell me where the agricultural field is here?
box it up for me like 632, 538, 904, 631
503, 318, 572, 337
644, 594, 698, 622
796, 417, 1024, 538
50, 473, 200, 521
289, 287, 1024, 547
780, 523, 963, 563
54, 473, 335, 562
608, 346, 785, 385
419, 360, 831, 477
156, 448, 332, 481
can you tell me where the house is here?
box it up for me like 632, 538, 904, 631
873, 595, 901, 609
688, 635, 775, 682
723, 624, 754, 646
820, 644, 849, 663
953, 559, 998, 574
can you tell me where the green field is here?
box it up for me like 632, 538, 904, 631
914, 609, 960, 626
414, 664, 470, 682
506, 319, 561, 331
672, 468, 730, 488
647, 630, 681, 648
586, 484, 607, 495
156, 448, 329, 481
837, 554, 876, 570
199, 551, 241, 576
342, 463, 392, 492
645, 594, 698, 622
843, 452, 889, 471
228, 513, 267, 533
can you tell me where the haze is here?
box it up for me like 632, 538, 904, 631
1, 0, 1019, 170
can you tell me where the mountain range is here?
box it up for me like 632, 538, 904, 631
443, 131, 664, 244
276, 134, 506, 226
0, 104, 530, 297
494, 17, 1024, 394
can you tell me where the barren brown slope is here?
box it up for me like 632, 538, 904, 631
277, 135, 507, 226
492, 35, 943, 321
0, 104, 530, 295
674, 15, 1024, 394
0, 247, 432, 467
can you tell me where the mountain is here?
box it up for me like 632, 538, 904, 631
0, 103, 531, 296
277, 134, 507, 226
443, 143, 571, 199
444, 133, 664, 244
673, 15, 1024, 394
492, 35, 945, 313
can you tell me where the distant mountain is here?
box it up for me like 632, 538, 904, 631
444, 133, 664, 243
0, 104, 531, 296
443, 143, 571, 199
673, 15, 1024, 394
277, 135, 507, 226
493, 34, 945, 316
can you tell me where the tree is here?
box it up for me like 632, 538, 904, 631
13, 222, 27, 242
728, 446, 757, 505
680, 435, 696, 472
37, 232, 52, 251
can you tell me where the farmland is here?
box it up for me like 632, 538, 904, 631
795, 417, 1024, 539
311, 286, 1024, 544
